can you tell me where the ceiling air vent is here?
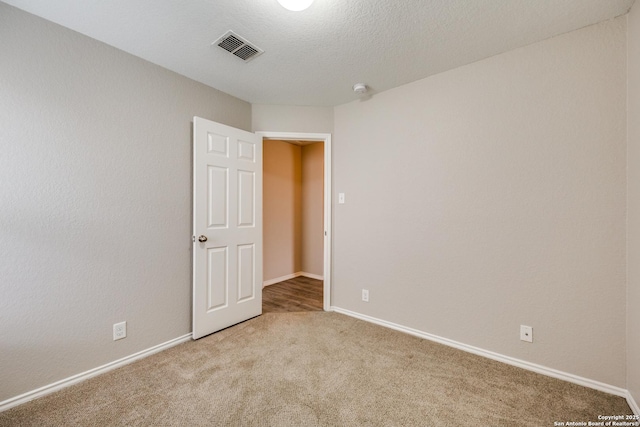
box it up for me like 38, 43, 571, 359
213, 31, 263, 62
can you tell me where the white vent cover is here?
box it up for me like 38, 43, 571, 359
213, 31, 264, 62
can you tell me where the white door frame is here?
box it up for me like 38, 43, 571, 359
256, 131, 332, 311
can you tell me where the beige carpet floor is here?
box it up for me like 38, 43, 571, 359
0, 312, 632, 426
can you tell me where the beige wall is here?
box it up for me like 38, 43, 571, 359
333, 17, 627, 387
0, 4, 251, 402
627, 1, 640, 408
302, 143, 325, 276
263, 140, 303, 281
252, 104, 333, 134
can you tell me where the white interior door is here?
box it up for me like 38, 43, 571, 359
192, 117, 262, 340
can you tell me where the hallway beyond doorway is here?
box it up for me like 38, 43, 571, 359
262, 277, 323, 313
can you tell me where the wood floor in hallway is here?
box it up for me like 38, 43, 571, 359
262, 276, 323, 314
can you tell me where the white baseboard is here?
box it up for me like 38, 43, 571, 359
4, 311, 633, 416
628, 391, 640, 416
331, 306, 628, 399
301, 272, 323, 281
263, 272, 300, 287
0, 333, 192, 413
263, 271, 323, 287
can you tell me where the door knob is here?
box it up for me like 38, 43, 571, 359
198, 235, 208, 242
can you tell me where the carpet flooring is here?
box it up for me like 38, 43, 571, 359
0, 312, 632, 426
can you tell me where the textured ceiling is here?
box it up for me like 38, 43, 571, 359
2, 0, 636, 106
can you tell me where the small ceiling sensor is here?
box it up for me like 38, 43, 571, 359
277, 0, 314, 11
353, 83, 368, 94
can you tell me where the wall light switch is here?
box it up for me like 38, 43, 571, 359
338, 193, 345, 204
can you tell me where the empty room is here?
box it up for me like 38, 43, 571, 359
1, 0, 639, 425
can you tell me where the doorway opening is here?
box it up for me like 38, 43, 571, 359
257, 132, 332, 312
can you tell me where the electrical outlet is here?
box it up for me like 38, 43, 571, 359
113, 321, 127, 341
520, 325, 533, 343
362, 289, 369, 302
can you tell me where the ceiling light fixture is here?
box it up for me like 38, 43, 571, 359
277, 0, 314, 11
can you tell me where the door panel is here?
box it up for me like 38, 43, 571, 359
207, 246, 228, 311
238, 170, 255, 227
193, 117, 262, 339
237, 243, 255, 302
207, 166, 228, 228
